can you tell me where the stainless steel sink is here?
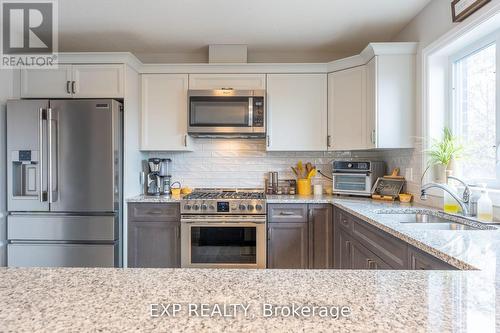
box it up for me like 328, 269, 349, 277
375, 212, 495, 230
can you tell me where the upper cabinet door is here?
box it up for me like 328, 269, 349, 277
266, 74, 327, 151
72, 65, 124, 98
20, 65, 72, 98
366, 57, 377, 149
141, 74, 191, 151
188, 74, 266, 90
328, 66, 367, 151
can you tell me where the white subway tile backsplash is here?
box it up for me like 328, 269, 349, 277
148, 139, 399, 189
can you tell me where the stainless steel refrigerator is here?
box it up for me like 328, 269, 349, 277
6, 99, 122, 267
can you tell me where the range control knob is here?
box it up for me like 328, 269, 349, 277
239, 204, 247, 211
184, 204, 192, 210
255, 204, 263, 211
348, 163, 353, 168
209, 205, 216, 210
201, 204, 208, 211
247, 204, 254, 211
193, 204, 200, 211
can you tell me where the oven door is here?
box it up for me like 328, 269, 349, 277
181, 216, 266, 268
332, 172, 372, 196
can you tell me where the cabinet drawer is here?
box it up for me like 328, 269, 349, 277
268, 204, 308, 223
128, 203, 180, 222
352, 218, 407, 269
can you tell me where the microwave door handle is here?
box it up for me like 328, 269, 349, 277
248, 97, 253, 126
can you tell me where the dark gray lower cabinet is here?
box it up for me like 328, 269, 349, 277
309, 204, 333, 268
268, 222, 309, 269
128, 203, 181, 268
333, 207, 457, 270
267, 204, 332, 269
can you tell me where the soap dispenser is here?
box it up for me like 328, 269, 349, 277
443, 181, 460, 214
477, 184, 493, 222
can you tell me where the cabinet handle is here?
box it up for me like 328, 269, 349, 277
146, 209, 164, 215
71, 81, 76, 94
371, 129, 376, 145
367, 259, 377, 269
268, 228, 272, 241
327, 135, 332, 148
66, 81, 71, 94
266, 135, 270, 147
279, 211, 296, 216
184, 134, 188, 147
346, 240, 351, 258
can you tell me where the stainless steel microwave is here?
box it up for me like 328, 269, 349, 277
187, 89, 266, 137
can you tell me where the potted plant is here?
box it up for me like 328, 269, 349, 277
426, 127, 464, 183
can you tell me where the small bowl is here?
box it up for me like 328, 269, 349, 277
399, 193, 413, 203
171, 188, 181, 196
181, 187, 192, 195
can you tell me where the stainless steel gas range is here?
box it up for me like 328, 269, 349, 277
180, 189, 266, 269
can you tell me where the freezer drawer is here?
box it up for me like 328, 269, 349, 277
8, 215, 116, 241
7, 243, 116, 267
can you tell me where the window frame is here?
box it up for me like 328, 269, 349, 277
449, 30, 500, 188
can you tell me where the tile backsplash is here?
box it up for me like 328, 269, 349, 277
147, 139, 406, 190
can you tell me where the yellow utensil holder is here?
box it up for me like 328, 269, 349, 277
297, 179, 312, 195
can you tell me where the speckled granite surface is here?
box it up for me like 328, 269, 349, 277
1, 268, 498, 332
127, 194, 184, 202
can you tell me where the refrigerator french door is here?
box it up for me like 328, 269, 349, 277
6, 99, 122, 267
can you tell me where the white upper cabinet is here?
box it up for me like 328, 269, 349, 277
328, 66, 367, 150
266, 74, 327, 151
20, 64, 124, 98
141, 74, 192, 151
21, 65, 73, 98
72, 65, 124, 98
189, 74, 266, 90
366, 55, 415, 149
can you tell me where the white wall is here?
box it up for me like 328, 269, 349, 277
387, 0, 499, 207
0, 69, 19, 266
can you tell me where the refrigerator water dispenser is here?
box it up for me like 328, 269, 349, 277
11, 150, 39, 198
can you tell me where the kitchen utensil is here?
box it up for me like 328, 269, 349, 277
384, 168, 405, 179
297, 161, 304, 177
291, 167, 299, 177
306, 168, 317, 180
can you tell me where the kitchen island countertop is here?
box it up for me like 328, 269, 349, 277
0, 267, 498, 332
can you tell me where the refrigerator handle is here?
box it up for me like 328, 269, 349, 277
39, 108, 47, 202
48, 108, 59, 203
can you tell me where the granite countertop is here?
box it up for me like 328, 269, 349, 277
0, 267, 497, 332
3, 194, 500, 331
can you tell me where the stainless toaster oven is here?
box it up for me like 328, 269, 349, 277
332, 161, 386, 197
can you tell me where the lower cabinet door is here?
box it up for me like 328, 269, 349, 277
128, 222, 180, 268
351, 240, 391, 270
268, 223, 308, 269
309, 204, 333, 269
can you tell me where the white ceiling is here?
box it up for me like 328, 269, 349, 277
58, 0, 432, 63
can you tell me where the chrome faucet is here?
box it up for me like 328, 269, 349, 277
420, 176, 471, 216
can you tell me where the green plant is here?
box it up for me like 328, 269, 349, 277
427, 127, 464, 166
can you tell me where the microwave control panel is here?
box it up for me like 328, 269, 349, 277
252, 97, 265, 127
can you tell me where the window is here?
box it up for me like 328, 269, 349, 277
451, 37, 498, 187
